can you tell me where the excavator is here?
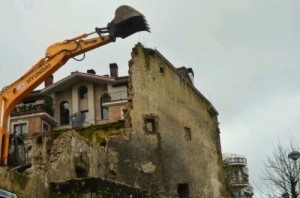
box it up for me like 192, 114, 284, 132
0, 5, 149, 170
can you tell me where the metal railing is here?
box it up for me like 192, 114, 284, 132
102, 90, 128, 104
223, 153, 247, 165
230, 175, 249, 185
11, 103, 53, 117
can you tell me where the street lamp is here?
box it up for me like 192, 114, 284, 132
288, 151, 300, 198
288, 151, 300, 161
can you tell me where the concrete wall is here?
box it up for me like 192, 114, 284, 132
114, 43, 226, 197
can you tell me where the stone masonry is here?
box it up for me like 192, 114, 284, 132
0, 43, 226, 197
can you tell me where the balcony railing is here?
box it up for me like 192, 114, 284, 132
11, 103, 53, 117
244, 186, 254, 195
223, 153, 247, 166
242, 166, 249, 176
102, 90, 128, 105
229, 175, 250, 186
109, 90, 127, 102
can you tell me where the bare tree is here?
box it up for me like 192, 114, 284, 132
261, 141, 300, 198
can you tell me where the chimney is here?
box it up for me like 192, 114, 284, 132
45, 75, 54, 88
187, 68, 194, 84
109, 63, 118, 78
87, 69, 96, 74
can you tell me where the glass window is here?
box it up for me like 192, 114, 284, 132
79, 86, 88, 99
60, 101, 70, 125
102, 108, 109, 120
14, 123, 28, 135
81, 111, 89, 123
100, 93, 111, 120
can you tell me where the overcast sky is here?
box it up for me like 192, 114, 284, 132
1, 0, 300, 196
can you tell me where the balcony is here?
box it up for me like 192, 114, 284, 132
102, 90, 128, 106
242, 166, 249, 176
223, 153, 247, 166
244, 186, 254, 196
11, 103, 53, 117
229, 175, 250, 187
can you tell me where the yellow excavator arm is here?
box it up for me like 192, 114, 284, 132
0, 5, 149, 167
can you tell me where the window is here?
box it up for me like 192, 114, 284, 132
145, 119, 155, 133
13, 123, 28, 135
81, 111, 89, 123
101, 93, 111, 103
100, 93, 111, 120
102, 107, 109, 120
60, 101, 70, 125
184, 127, 191, 141
159, 66, 164, 74
177, 183, 189, 198
79, 85, 88, 99
143, 115, 158, 134
43, 122, 50, 132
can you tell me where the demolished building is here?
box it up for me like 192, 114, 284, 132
0, 43, 227, 197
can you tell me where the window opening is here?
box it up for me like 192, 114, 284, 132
159, 66, 164, 74
184, 127, 191, 141
60, 101, 70, 125
75, 165, 88, 178
102, 107, 109, 120
13, 123, 28, 135
100, 93, 111, 120
144, 116, 157, 134
36, 136, 43, 147
81, 111, 89, 123
177, 183, 189, 198
79, 86, 88, 99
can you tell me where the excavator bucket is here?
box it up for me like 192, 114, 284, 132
108, 5, 150, 39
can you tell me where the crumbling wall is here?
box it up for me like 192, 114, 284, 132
0, 43, 226, 197
0, 167, 47, 198
118, 43, 226, 197
49, 177, 149, 197
47, 131, 107, 181
0, 123, 125, 198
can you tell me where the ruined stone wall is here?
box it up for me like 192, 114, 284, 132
0, 43, 226, 197
0, 123, 124, 198
117, 43, 226, 197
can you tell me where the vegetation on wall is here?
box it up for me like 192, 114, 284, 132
43, 94, 54, 116
77, 121, 124, 146
50, 121, 124, 146
12, 171, 30, 190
